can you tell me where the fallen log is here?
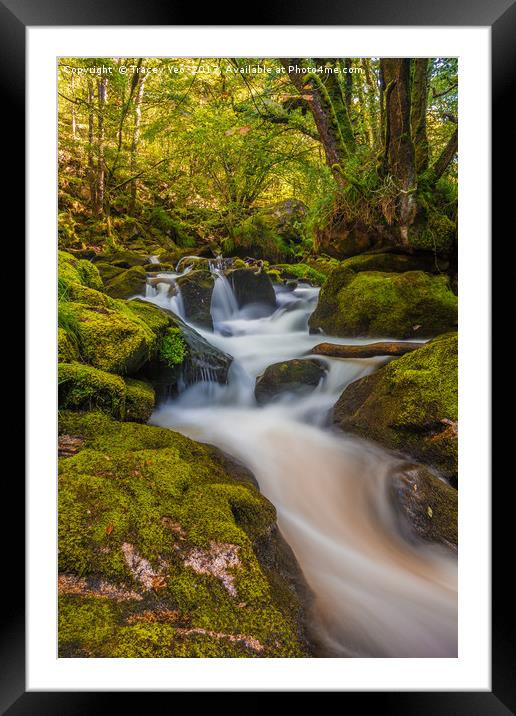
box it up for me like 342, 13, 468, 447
309, 341, 425, 359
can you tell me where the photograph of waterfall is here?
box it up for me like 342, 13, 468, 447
57, 57, 458, 659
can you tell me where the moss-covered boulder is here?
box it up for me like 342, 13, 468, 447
58, 411, 310, 657
255, 359, 327, 405
58, 365, 156, 422
176, 270, 215, 330
58, 250, 103, 291
333, 334, 458, 483
226, 268, 276, 311
93, 249, 148, 269
65, 303, 156, 375
58, 327, 79, 363
124, 378, 156, 422
271, 263, 327, 287
104, 266, 147, 299
390, 462, 457, 549
309, 268, 457, 338
338, 251, 449, 275
59, 363, 127, 417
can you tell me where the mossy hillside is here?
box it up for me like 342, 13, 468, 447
333, 334, 458, 482
309, 269, 457, 338
58, 411, 308, 657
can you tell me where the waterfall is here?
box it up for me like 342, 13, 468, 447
210, 267, 239, 327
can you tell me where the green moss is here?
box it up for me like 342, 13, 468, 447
105, 266, 147, 299
59, 596, 117, 656
124, 378, 155, 423
272, 263, 327, 286
58, 327, 79, 363
310, 269, 457, 338
58, 250, 82, 287
334, 334, 458, 480
159, 328, 187, 367
59, 362, 126, 417
66, 283, 114, 308
58, 411, 307, 657
65, 302, 156, 375
76, 260, 103, 291
126, 299, 172, 335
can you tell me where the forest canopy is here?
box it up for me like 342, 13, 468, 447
58, 57, 458, 262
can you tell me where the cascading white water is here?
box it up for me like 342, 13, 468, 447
144, 271, 187, 317
141, 269, 457, 657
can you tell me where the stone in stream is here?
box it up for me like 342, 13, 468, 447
255, 359, 328, 405
128, 299, 233, 400
58, 410, 312, 658
176, 269, 215, 330
226, 267, 276, 312
333, 333, 458, 485
389, 462, 457, 550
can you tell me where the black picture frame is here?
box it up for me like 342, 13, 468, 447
6, 0, 508, 710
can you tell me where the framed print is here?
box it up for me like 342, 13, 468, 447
4, 0, 510, 709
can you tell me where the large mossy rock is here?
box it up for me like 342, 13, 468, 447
93, 249, 148, 269
176, 269, 215, 330
58, 250, 103, 292
390, 462, 458, 550
271, 263, 327, 287
58, 364, 155, 422
64, 302, 156, 375
226, 268, 276, 311
338, 251, 449, 275
58, 411, 310, 658
333, 334, 458, 483
104, 266, 147, 299
255, 359, 327, 405
309, 268, 457, 338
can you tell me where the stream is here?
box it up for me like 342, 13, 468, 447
139, 263, 457, 657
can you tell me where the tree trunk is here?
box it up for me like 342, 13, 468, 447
410, 58, 430, 173
381, 58, 418, 246
281, 59, 351, 187
129, 73, 147, 214
87, 78, 97, 212
96, 77, 107, 216
427, 127, 458, 183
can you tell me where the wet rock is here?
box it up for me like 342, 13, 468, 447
176, 269, 215, 329
333, 334, 458, 483
129, 300, 233, 399
390, 462, 457, 550
255, 358, 327, 405
226, 268, 276, 312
